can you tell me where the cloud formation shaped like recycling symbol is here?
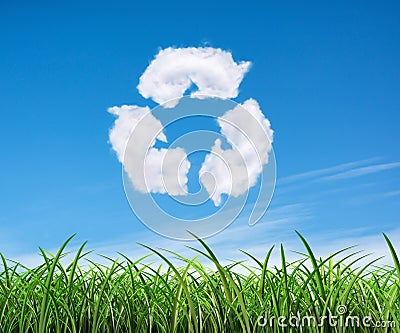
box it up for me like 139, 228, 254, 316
108, 47, 274, 207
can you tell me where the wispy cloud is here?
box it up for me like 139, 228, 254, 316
279, 158, 378, 184
5, 208, 399, 271
3, 202, 308, 268
232, 226, 400, 269
279, 158, 400, 187
319, 162, 400, 181
5, 157, 399, 269
383, 190, 400, 197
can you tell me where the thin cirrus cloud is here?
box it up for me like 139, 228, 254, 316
319, 161, 400, 181
108, 46, 273, 204
279, 158, 380, 184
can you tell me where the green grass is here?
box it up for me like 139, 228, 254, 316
0, 232, 399, 332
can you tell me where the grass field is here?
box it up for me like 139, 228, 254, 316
0, 232, 399, 332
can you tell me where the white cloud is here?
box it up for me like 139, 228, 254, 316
320, 162, 400, 181
200, 99, 274, 206
137, 47, 251, 107
142, 147, 190, 195
108, 104, 166, 162
108, 47, 272, 202
108, 105, 190, 196
279, 158, 379, 184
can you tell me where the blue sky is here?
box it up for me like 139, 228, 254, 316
0, 1, 399, 264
